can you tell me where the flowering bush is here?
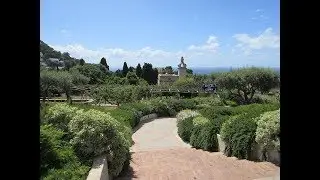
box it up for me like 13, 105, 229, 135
68, 109, 131, 177
255, 109, 280, 151
45, 103, 79, 132
176, 110, 200, 142
176, 110, 200, 122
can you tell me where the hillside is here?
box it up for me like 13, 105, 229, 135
40, 40, 81, 68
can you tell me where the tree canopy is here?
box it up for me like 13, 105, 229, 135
215, 67, 279, 104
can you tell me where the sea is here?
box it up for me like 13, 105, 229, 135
110, 67, 280, 75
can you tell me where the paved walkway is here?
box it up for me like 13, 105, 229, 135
116, 118, 280, 180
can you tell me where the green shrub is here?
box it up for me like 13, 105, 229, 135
193, 96, 223, 106
225, 100, 238, 107
252, 94, 279, 104
198, 106, 234, 120
109, 108, 141, 128
176, 110, 200, 122
40, 125, 89, 179
198, 115, 230, 151
190, 116, 210, 148
43, 163, 90, 180
232, 103, 280, 118
40, 125, 65, 175
255, 109, 280, 152
177, 110, 201, 142
44, 103, 79, 132
150, 99, 173, 117
220, 115, 257, 160
120, 102, 154, 116
68, 109, 131, 177
149, 98, 197, 117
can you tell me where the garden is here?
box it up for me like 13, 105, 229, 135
40, 54, 280, 180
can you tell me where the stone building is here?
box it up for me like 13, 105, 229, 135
157, 57, 187, 85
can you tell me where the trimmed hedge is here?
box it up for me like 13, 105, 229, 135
44, 103, 78, 132
197, 115, 230, 151
176, 110, 201, 142
193, 96, 224, 106
69, 109, 131, 177
220, 114, 257, 160
232, 103, 280, 118
255, 109, 280, 152
190, 116, 210, 149
198, 106, 234, 120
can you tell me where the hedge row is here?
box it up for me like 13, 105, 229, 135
41, 98, 199, 179
177, 103, 281, 161
41, 103, 132, 179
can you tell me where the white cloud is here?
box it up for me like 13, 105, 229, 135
50, 35, 221, 67
233, 28, 279, 55
256, 9, 263, 12
48, 32, 279, 68
188, 35, 219, 52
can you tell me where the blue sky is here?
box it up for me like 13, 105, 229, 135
41, 0, 279, 68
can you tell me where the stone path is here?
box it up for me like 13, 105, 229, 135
116, 117, 280, 180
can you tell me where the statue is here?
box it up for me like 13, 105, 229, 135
178, 56, 187, 68
181, 57, 184, 64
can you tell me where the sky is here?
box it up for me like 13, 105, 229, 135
40, 0, 279, 68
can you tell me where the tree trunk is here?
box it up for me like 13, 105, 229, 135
66, 92, 72, 104
42, 89, 48, 103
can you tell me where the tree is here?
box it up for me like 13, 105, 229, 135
70, 64, 105, 84
136, 63, 142, 78
173, 77, 198, 91
100, 57, 109, 70
122, 62, 129, 77
215, 67, 279, 104
95, 85, 133, 106
55, 71, 73, 104
142, 63, 158, 85
79, 59, 85, 66
164, 66, 174, 74
186, 68, 193, 75
152, 68, 158, 85
115, 69, 123, 77
40, 70, 59, 102
128, 66, 134, 72
126, 71, 138, 85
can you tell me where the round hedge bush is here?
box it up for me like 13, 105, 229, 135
196, 115, 230, 151
255, 109, 280, 152
44, 103, 79, 132
68, 109, 131, 177
198, 106, 234, 120
220, 114, 257, 160
177, 110, 200, 142
190, 116, 210, 149
176, 110, 200, 122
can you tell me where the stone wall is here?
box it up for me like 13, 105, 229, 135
216, 134, 280, 165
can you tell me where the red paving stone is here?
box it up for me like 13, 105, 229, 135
116, 118, 279, 180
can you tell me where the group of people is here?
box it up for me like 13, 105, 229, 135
202, 84, 217, 93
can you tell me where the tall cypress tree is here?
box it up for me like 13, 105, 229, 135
122, 62, 129, 77
136, 63, 142, 78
